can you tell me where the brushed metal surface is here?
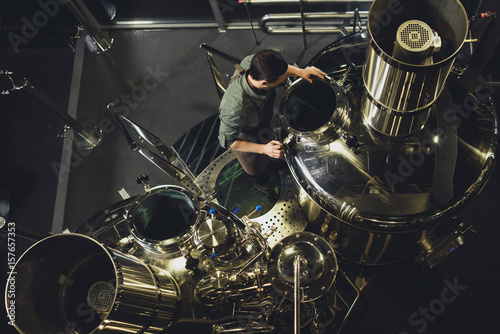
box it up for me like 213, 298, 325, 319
5, 234, 179, 334
288, 30, 497, 264
362, 0, 468, 136
194, 150, 309, 248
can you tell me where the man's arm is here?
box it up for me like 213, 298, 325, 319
286, 65, 326, 83
229, 139, 284, 159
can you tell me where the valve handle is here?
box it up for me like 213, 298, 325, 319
247, 205, 262, 218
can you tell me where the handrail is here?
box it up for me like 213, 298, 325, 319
260, 11, 368, 34
200, 43, 242, 65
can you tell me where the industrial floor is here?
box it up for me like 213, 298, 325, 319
1, 26, 500, 334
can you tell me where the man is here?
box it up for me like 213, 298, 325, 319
218, 49, 326, 192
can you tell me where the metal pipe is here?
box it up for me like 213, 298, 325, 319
107, 103, 137, 150
200, 44, 242, 65
260, 11, 368, 34
236, 224, 267, 276
65, 0, 113, 52
299, 0, 307, 49
209, 0, 227, 32
334, 269, 361, 334
293, 255, 302, 334
353, 7, 363, 32
13, 79, 101, 149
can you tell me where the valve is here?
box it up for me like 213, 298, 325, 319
136, 174, 151, 191
263, 226, 277, 239
241, 205, 262, 227
247, 205, 262, 218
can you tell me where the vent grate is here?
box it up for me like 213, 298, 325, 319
87, 281, 115, 313
398, 21, 432, 51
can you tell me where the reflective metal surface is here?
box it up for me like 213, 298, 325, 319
5, 234, 179, 334
193, 149, 309, 247
6, 2, 497, 332
127, 185, 200, 255
193, 208, 242, 261
293, 255, 301, 334
285, 30, 497, 264
66, 0, 113, 53
268, 232, 338, 302
280, 78, 350, 143
6, 186, 350, 333
196, 217, 229, 248
360, 94, 431, 136
259, 11, 368, 34
362, 0, 468, 136
80, 196, 337, 332
113, 112, 206, 198
11, 77, 102, 149
205, 51, 227, 99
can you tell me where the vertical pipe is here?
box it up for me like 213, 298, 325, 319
294, 255, 302, 334
209, 0, 226, 32
299, 0, 307, 49
65, 0, 113, 52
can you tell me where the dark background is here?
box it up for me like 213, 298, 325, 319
1, 0, 499, 333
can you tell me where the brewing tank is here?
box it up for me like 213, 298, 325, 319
281, 0, 497, 264
5, 233, 180, 334
362, 0, 469, 137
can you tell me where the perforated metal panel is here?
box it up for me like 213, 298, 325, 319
87, 282, 115, 312
194, 150, 308, 247
397, 20, 433, 52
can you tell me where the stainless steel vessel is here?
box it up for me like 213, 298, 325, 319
6, 187, 346, 333
5, 1, 497, 332
281, 3, 497, 264
5, 233, 180, 334
280, 78, 350, 143
127, 185, 200, 255
361, 0, 468, 136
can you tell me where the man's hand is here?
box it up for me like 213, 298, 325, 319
229, 139, 284, 158
262, 140, 285, 159
286, 65, 327, 84
297, 66, 327, 83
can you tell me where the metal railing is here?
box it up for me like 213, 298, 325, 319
237, 0, 371, 48
260, 10, 368, 34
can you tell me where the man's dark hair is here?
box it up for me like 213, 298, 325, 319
248, 49, 288, 83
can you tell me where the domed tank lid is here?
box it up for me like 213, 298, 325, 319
284, 81, 497, 231
268, 232, 337, 301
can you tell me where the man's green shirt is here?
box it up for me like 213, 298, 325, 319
218, 55, 275, 148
